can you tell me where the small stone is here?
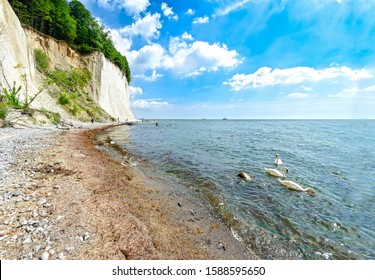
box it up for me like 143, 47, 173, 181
31, 221, 40, 227
33, 245, 42, 253
23, 236, 32, 244
20, 252, 33, 260
23, 195, 32, 201
20, 218, 28, 226
58, 252, 65, 260
73, 154, 86, 158
49, 249, 55, 256
56, 215, 64, 221
82, 232, 90, 241
39, 210, 48, 217
217, 243, 226, 251
41, 252, 49, 260
12, 191, 21, 197
38, 198, 47, 206
33, 210, 39, 218
0, 235, 9, 241
25, 227, 34, 233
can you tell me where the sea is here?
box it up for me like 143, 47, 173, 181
98, 120, 375, 260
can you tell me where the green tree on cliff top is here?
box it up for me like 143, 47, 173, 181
8, 0, 131, 83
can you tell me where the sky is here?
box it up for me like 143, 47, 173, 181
79, 0, 375, 119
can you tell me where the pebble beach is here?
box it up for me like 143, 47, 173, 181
0, 124, 257, 260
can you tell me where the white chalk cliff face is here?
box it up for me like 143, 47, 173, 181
0, 0, 135, 121
88, 52, 134, 121
0, 0, 38, 98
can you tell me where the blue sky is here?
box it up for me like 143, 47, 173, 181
80, 0, 375, 119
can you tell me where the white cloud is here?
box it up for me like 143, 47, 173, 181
193, 16, 209, 24
224, 66, 373, 91
126, 43, 166, 74
163, 37, 241, 77
129, 86, 143, 95
300, 85, 312, 91
288, 92, 309, 99
126, 34, 240, 79
108, 28, 132, 54
186, 9, 195, 16
363, 84, 375, 93
214, 0, 251, 17
120, 13, 162, 41
161, 3, 178, 20
97, 0, 150, 18
181, 32, 194, 40
330, 84, 375, 98
329, 87, 357, 98
132, 99, 169, 109
134, 70, 164, 81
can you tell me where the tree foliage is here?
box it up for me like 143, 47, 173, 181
8, 0, 131, 83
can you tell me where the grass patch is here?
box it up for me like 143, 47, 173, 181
47, 67, 112, 121
39, 108, 61, 125
0, 103, 7, 120
34, 49, 50, 73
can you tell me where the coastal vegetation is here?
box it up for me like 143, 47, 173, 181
8, 0, 131, 83
34, 49, 50, 74
0, 103, 7, 120
46, 66, 97, 118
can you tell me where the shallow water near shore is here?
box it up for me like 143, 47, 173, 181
99, 120, 375, 259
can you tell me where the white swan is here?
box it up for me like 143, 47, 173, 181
265, 167, 288, 178
278, 179, 316, 195
274, 154, 282, 166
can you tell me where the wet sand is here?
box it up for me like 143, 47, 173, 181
0, 124, 258, 260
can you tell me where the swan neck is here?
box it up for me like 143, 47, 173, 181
281, 167, 287, 177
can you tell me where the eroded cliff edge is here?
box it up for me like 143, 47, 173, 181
0, 0, 135, 122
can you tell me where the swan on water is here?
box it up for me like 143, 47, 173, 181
278, 179, 316, 195
274, 154, 282, 166
238, 171, 252, 181
264, 167, 288, 178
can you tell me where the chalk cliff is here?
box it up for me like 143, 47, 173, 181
0, 0, 134, 121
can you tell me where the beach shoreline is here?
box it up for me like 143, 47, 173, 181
0, 124, 258, 260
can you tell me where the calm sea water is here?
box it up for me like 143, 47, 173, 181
100, 120, 375, 259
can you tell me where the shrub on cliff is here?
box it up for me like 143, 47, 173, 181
2, 81, 22, 108
58, 93, 70, 105
47, 68, 91, 93
34, 49, 50, 73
